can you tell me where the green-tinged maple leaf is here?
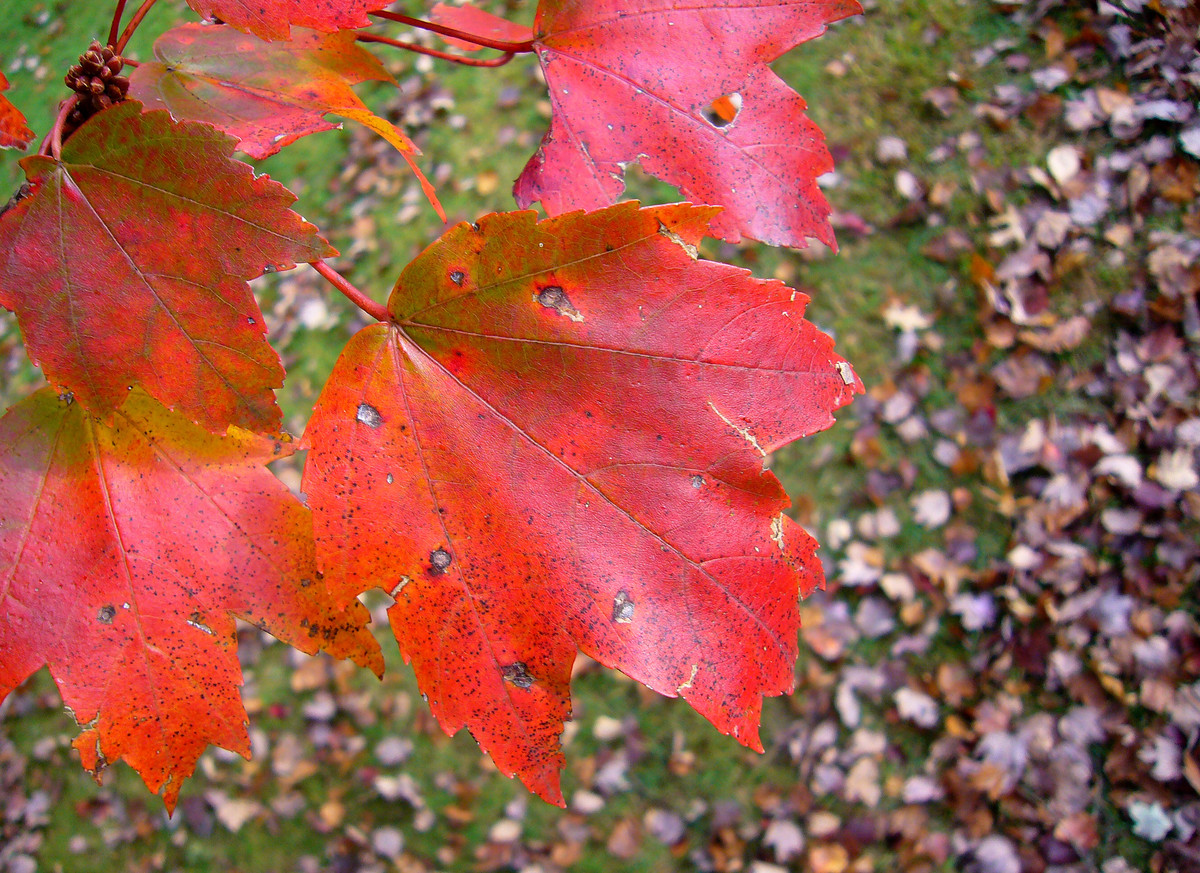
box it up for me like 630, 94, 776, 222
302, 203, 862, 804
186, 0, 385, 41
434, 0, 860, 248
130, 23, 415, 160
0, 72, 34, 150
0, 387, 382, 812
0, 101, 333, 434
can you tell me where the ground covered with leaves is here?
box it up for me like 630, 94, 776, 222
1, 0, 1198, 871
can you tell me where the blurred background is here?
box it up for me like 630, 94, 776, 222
1, 0, 1198, 871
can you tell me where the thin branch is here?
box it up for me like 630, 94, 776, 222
114, 0, 160, 54
108, 0, 130, 48
369, 9, 536, 53
312, 260, 389, 323
357, 33, 516, 67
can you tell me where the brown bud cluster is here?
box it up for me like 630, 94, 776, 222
63, 41, 129, 131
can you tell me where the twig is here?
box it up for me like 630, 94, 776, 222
312, 260, 389, 323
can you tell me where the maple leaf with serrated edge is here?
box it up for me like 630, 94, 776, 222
130, 24, 415, 160
459, 0, 861, 249
302, 202, 862, 803
186, 0, 386, 41
0, 73, 33, 150
0, 387, 383, 812
0, 102, 333, 434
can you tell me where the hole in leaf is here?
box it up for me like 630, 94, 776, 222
612, 590, 635, 624
96, 605, 116, 624
356, 403, 383, 428
701, 92, 742, 128
502, 662, 535, 688
691, 474, 705, 488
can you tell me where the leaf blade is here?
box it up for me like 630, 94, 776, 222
514, 0, 862, 248
0, 388, 382, 811
130, 24, 414, 160
0, 102, 333, 432
303, 203, 861, 801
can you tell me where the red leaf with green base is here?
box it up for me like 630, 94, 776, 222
0, 388, 382, 812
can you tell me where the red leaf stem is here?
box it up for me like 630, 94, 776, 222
115, 0, 160, 54
357, 33, 515, 67
369, 9, 535, 53
41, 94, 79, 159
109, 0, 130, 48
312, 260, 388, 323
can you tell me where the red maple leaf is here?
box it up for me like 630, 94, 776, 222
0, 72, 33, 151
302, 203, 862, 803
0, 388, 382, 811
0, 102, 332, 434
130, 23, 415, 160
186, 0, 386, 41
502, 0, 861, 248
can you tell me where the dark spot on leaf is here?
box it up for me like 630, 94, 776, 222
97, 605, 116, 624
430, 548, 452, 574
58, 391, 75, 406
536, 286, 583, 321
356, 403, 383, 428
502, 662, 535, 688
612, 590, 635, 624
450, 270, 466, 286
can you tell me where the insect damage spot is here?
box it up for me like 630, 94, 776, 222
612, 590, 635, 624
429, 547, 453, 574
535, 285, 583, 321
449, 270, 466, 286
356, 403, 383, 428
187, 613, 215, 636
706, 401, 766, 457
676, 663, 699, 694
690, 474, 705, 488
657, 222, 699, 259
770, 515, 785, 550
502, 662, 535, 688
701, 92, 742, 128
97, 604, 116, 624
836, 361, 857, 386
